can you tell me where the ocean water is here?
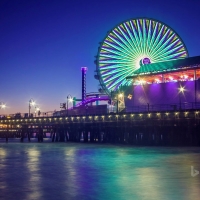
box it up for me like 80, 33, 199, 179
0, 141, 199, 200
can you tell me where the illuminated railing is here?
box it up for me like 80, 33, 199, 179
125, 102, 200, 113
0, 102, 200, 119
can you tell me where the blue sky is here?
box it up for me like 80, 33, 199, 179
1, 0, 200, 114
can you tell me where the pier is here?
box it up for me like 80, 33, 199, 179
1, 103, 200, 146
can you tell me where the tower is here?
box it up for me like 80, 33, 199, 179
81, 67, 87, 102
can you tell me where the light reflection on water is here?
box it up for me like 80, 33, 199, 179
0, 143, 199, 200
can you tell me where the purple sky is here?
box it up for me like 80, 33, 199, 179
1, 0, 200, 114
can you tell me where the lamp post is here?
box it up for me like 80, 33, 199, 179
117, 93, 123, 113
67, 94, 73, 116
35, 106, 40, 117
109, 90, 115, 113
0, 102, 6, 109
178, 86, 185, 110
29, 99, 35, 117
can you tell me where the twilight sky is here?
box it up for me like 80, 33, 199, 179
1, 0, 200, 114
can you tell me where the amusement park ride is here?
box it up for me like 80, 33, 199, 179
64, 18, 200, 114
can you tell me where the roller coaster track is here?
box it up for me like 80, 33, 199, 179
74, 92, 110, 107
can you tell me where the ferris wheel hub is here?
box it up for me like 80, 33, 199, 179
142, 57, 151, 65
140, 57, 151, 66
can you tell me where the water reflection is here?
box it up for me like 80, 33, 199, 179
26, 148, 41, 199
0, 148, 7, 157
0, 143, 199, 200
0, 148, 8, 191
64, 148, 78, 197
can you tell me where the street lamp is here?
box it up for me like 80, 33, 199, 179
118, 93, 123, 98
178, 86, 185, 110
29, 99, 35, 117
67, 94, 73, 116
35, 106, 40, 117
117, 93, 123, 113
179, 86, 185, 93
0, 102, 6, 109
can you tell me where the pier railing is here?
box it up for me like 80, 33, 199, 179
0, 102, 200, 119
125, 102, 200, 113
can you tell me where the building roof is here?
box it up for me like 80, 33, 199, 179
127, 55, 200, 79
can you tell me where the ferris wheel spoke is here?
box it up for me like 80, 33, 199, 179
100, 48, 122, 56
100, 51, 138, 65
100, 56, 133, 65
100, 59, 136, 64
124, 22, 141, 56
99, 65, 118, 70
103, 67, 133, 82
136, 20, 144, 55
107, 69, 136, 90
107, 66, 135, 81
106, 35, 129, 53
148, 22, 158, 52
103, 67, 135, 80
101, 46, 134, 59
104, 40, 132, 57
106, 35, 137, 58
149, 25, 165, 55
146, 20, 152, 54
150, 30, 171, 57
130, 21, 143, 55
101, 52, 134, 61
151, 29, 170, 55
114, 79, 129, 90
143, 19, 148, 55
100, 65, 128, 72
153, 40, 182, 59
151, 36, 179, 58
155, 51, 186, 62
119, 25, 142, 59
102, 67, 133, 79
112, 30, 137, 55
112, 29, 133, 51
107, 77, 127, 90
160, 44, 184, 58
118, 26, 136, 51
158, 49, 186, 61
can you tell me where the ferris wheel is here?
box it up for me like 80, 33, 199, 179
95, 18, 188, 94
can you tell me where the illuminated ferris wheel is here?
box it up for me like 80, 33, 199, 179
95, 18, 188, 94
